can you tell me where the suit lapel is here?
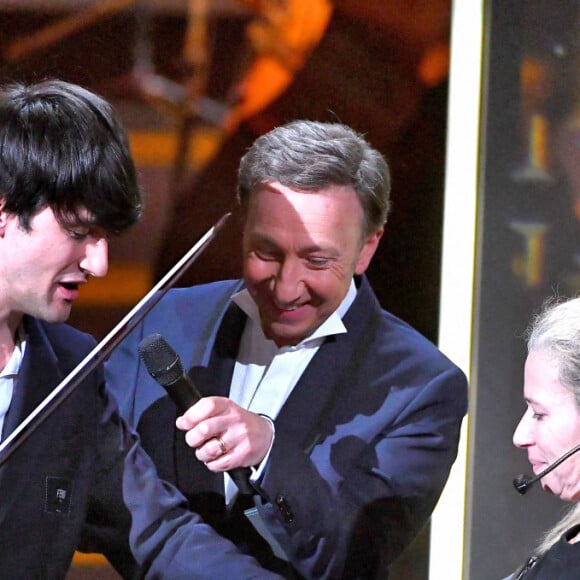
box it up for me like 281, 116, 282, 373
274, 276, 380, 453
0, 318, 63, 522
3, 318, 62, 439
205, 302, 246, 397
175, 302, 246, 496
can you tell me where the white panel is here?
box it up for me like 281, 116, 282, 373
429, 1, 484, 578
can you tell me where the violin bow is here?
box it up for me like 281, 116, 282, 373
0, 212, 231, 466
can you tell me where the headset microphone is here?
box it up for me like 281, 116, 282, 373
513, 443, 580, 494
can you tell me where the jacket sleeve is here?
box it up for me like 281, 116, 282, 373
253, 365, 467, 579
84, 379, 281, 580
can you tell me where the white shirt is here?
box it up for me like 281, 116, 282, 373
224, 279, 357, 502
0, 326, 26, 441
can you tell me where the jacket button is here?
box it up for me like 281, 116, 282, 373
275, 494, 294, 523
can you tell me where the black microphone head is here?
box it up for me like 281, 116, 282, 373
513, 474, 533, 495
138, 333, 184, 387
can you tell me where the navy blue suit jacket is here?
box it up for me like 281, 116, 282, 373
106, 276, 468, 578
0, 316, 280, 579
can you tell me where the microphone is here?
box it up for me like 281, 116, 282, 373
138, 333, 254, 495
513, 443, 580, 494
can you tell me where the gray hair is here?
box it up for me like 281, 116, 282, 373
526, 296, 580, 406
237, 120, 391, 236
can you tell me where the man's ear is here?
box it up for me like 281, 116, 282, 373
354, 227, 384, 275
0, 199, 8, 236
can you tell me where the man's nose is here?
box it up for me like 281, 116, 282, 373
272, 259, 303, 304
80, 237, 109, 278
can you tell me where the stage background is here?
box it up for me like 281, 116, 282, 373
464, 1, 579, 578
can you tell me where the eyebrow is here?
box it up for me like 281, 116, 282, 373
60, 213, 98, 227
523, 397, 545, 408
250, 232, 338, 255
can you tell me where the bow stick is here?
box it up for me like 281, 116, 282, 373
0, 212, 231, 467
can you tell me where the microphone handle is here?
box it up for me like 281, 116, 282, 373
165, 374, 255, 495
163, 377, 202, 410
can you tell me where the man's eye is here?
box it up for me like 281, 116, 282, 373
531, 411, 545, 421
68, 229, 89, 240
254, 248, 279, 260
306, 256, 330, 268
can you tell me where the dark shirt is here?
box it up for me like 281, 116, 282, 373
516, 524, 580, 579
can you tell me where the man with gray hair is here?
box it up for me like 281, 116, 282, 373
108, 120, 468, 578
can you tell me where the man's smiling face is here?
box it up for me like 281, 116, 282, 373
242, 181, 382, 346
